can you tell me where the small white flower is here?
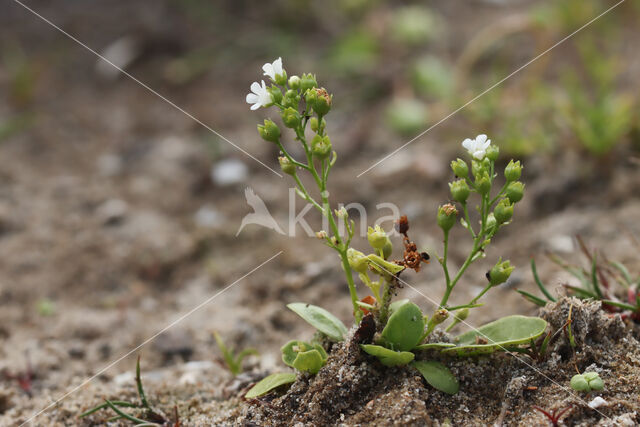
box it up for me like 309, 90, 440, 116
462, 134, 491, 160
262, 57, 284, 81
246, 80, 271, 110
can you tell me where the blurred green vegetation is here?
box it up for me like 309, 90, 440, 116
1, 0, 637, 162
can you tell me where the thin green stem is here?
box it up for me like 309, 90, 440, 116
340, 250, 362, 321
469, 282, 493, 305
441, 230, 451, 287
276, 140, 309, 170
377, 276, 394, 325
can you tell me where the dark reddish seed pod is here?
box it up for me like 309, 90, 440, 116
396, 215, 409, 235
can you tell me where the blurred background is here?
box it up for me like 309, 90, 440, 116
1, 0, 639, 422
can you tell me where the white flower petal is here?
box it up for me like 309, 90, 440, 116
250, 81, 261, 93
273, 57, 283, 75
246, 93, 258, 104
262, 64, 274, 80
476, 134, 487, 144
250, 103, 260, 111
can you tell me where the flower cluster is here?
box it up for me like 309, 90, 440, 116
434, 134, 525, 321
243, 59, 544, 401
246, 58, 363, 318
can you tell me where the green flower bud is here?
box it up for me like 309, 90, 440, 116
311, 134, 332, 159
282, 89, 300, 109
334, 207, 348, 220
485, 144, 499, 162
310, 117, 326, 133
570, 374, 590, 392
347, 248, 368, 274
487, 259, 514, 286
288, 75, 300, 90
310, 88, 332, 116
449, 179, 470, 203
505, 160, 522, 182
455, 308, 469, 322
430, 309, 449, 326
437, 203, 458, 232
300, 73, 318, 93
382, 240, 393, 260
471, 159, 484, 179
267, 86, 282, 104
451, 158, 469, 178
486, 213, 497, 231
281, 107, 301, 129
476, 172, 491, 195
257, 119, 280, 143
278, 156, 296, 175
274, 70, 288, 86
494, 199, 514, 224
367, 225, 388, 250
505, 181, 524, 204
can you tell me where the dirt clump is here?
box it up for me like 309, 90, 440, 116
237, 297, 640, 426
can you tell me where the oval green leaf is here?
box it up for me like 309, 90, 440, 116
360, 344, 415, 366
245, 373, 297, 399
287, 303, 348, 341
281, 340, 306, 367
411, 360, 459, 394
292, 349, 326, 374
443, 315, 547, 356
381, 301, 425, 351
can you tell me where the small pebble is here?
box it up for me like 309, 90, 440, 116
588, 396, 608, 409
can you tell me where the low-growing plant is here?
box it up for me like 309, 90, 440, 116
243, 58, 547, 399
532, 404, 573, 427
79, 356, 180, 426
570, 371, 604, 393
517, 237, 640, 321
213, 331, 258, 376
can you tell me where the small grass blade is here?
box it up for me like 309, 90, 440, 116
136, 356, 150, 409
590, 256, 603, 299
516, 289, 547, 307
601, 299, 637, 311
563, 284, 596, 299
79, 401, 137, 418
531, 259, 556, 302
105, 399, 155, 425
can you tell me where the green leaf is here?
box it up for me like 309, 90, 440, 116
381, 301, 425, 351
610, 261, 633, 287
245, 373, 297, 399
287, 303, 348, 341
360, 344, 415, 366
411, 360, 459, 395
443, 315, 548, 356
602, 299, 638, 311
281, 340, 328, 374
413, 343, 456, 351
292, 349, 326, 374
531, 258, 556, 302
590, 256, 603, 299
516, 289, 548, 307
